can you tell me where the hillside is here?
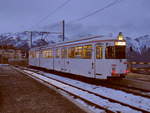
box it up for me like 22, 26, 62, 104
0, 31, 150, 61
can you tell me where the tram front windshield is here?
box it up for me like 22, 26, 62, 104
106, 46, 126, 59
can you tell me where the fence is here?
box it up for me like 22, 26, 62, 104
128, 61, 150, 72
8, 59, 28, 66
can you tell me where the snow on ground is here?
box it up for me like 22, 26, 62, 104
23, 69, 106, 113
24, 70, 143, 113
0, 64, 9, 66
73, 98, 106, 113
24, 69, 150, 112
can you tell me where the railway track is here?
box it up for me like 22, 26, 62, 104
14, 66, 150, 113
132, 69, 150, 75
21, 66, 150, 98
98, 79, 150, 98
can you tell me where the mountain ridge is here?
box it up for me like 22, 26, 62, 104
0, 31, 150, 61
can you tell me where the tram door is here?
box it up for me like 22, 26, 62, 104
61, 47, 68, 72
94, 44, 107, 79
36, 51, 40, 67
38, 51, 41, 67
54, 48, 61, 71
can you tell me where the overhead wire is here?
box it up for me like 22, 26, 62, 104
29, 0, 122, 38
31, 0, 71, 29
69, 0, 121, 23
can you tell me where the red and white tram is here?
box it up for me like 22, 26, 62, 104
29, 32, 127, 79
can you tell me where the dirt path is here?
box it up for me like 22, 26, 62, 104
0, 65, 85, 113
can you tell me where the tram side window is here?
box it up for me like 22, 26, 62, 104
29, 52, 32, 58
96, 46, 103, 59
82, 45, 92, 59
56, 48, 61, 58
30, 51, 37, 58
61, 48, 67, 58
47, 49, 53, 58
42, 50, 48, 58
35, 51, 40, 58
68, 47, 75, 58
74, 46, 83, 58
29, 51, 35, 58
106, 46, 115, 59
68, 45, 92, 59
42, 51, 45, 58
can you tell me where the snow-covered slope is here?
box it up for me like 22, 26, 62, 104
0, 31, 150, 53
125, 35, 150, 53
0, 31, 150, 61
125, 35, 150, 61
135, 35, 150, 51
0, 31, 60, 49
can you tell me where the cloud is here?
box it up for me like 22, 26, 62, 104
0, 0, 150, 37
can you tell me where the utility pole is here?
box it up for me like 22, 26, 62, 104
30, 31, 32, 48
62, 20, 65, 41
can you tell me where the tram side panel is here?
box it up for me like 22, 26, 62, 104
66, 59, 94, 78
39, 49, 54, 70
29, 51, 39, 67
95, 59, 127, 78
112, 59, 127, 76
39, 57, 53, 70
95, 59, 110, 79
29, 58, 36, 66
54, 58, 63, 71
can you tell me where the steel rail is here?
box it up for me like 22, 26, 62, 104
24, 66, 150, 98
16, 67, 150, 113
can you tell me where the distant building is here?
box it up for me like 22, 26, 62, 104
0, 45, 27, 64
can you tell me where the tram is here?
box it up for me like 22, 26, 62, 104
29, 32, 127, 79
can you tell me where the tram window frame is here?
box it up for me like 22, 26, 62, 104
82, 45, 92, 59
42, 50, 48, 58
96, 45, 103, 59
68, 45, 92, 59
32, 51, 37, 58
74, 46, 83, 58
29, 51, 32, 58
61, 48, 67, 58
56, 48, 61, 58
47, 49, 53, 58
105, 46, 115, 59
29, 51, 35, 58
68, 47, 75, 58
35, 51, 40, 58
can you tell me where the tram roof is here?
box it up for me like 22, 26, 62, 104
30, 35, 119, 51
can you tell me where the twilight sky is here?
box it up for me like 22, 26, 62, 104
0, 0, 150, 37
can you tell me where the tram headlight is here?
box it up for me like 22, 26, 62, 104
115, 41, 126, 46
117, 32, 124, 40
